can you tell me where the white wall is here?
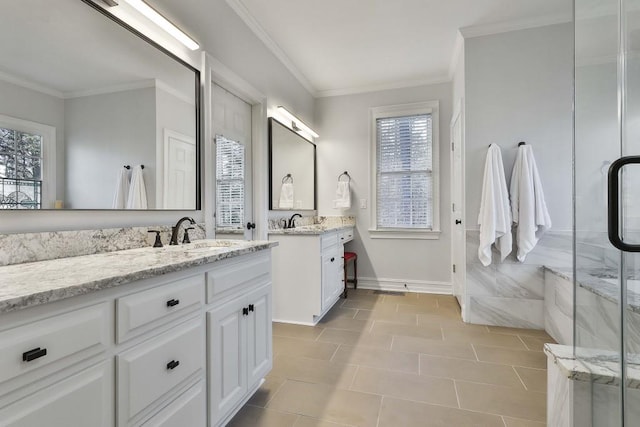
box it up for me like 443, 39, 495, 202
465, 23, 574, 231
315, 83, 453, 286
452, 42, 465, 110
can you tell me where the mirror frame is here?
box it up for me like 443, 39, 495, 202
268, 117, 316, 211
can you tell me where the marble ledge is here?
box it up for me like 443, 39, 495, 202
0, 239, 277, 314
545, 343, 640, 389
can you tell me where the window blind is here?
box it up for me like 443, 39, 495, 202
216, 135, 244, 228
376, 114, 432, 229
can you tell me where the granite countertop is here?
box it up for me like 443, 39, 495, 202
268, 224, 354, 235
545, 343, 640, 389
0, 239, 277, 314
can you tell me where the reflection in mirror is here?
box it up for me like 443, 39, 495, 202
216, 135, 245, 231
269, 118, 316, 210
0, 0, 200, 210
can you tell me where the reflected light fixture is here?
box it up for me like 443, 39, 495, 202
277, 106, 319, 138
121, 0, 200, 50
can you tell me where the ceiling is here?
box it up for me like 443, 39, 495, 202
226, 0, 573, 97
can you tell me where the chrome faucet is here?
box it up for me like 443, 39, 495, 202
287, 213, 302, 229
169, 217, 196, 245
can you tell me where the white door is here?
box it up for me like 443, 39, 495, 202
163, 130, 196, 209
450, 104, 466, 315
212, 84, 253, 240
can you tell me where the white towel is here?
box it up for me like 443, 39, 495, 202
333, 181, 351, 209
279, 182, 294, 209
478, 144, 512, 266
112, 168, 129, 209
126, 165, 148, 209
510, 145, 551, 262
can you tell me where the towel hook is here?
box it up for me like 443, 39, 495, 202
124, 165, 131, 169
518, 141, 526, 146
282, 173, 293, 184
338, 171, 351, 182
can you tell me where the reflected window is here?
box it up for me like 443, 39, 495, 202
0, 126, 44, 209
216, 135, 245, 229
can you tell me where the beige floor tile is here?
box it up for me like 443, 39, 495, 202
474, 345, 547, 369
514, 367, 547, 392
316, 316, 374, 332
341, 298, 389, 310
437, 298, 462, 311
487, 325, 552, 338
293, 416, 351, 427
456, 381, 546, 422
396, 303, 440, 314
392, 335, 477, 360
351, 366, 458, 407
267, 380, 382, 427
371, 321, 443, 340
503, 416, 546, 426
520, 335, 555, 352
420, 354, 523, 388
378, 397, 505, 427
320, 306, 358, 322
316, 328, 393, 350
333, 345, 420, 374
248, 376, 286, 407
270, 354, 358, 388
273, 336, 339, 360
273, 322, 325, 340
388, 295, 439, 308
443, 328, 528, 349
227, 405, 298, 427
354, 309, 418, 325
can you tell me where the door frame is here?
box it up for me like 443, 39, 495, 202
450, 99, 467, 318
203, 53, 268, 240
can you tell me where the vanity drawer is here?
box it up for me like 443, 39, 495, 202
339, 228, 354, 244
116, 274, 204, 343
117, 319, 204, 425
321, 231, 338, 250
141, 381, 205, 427
0, 303, 110, 384
206, 253, 270, 303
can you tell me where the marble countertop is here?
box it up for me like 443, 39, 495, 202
268, 224, 354, 235
545, 343, 640, 389
0, 239, 277, 314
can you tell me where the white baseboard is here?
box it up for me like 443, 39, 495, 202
351, 277, 452, 295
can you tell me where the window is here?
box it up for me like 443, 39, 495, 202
370, 101, 440, 239
216, 135, 245, 228
0, 115, 55, 209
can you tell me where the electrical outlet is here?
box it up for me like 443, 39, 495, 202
360, 199, 367, 209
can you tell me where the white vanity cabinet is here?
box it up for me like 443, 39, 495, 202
0, 248, 273, 427
270, 227, 353, 325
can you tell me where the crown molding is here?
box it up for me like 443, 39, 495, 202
224, 0, 317, 97
315, 75, 450, 98
460, 12, 572, 39
0, 71, 64, 99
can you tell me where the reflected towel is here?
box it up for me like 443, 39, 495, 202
334, 181, 351, 209
126, 165, 148, 209
510, 145, 551, 262
478, 144, 512, 266
112, 168, 130, 209
279, 182, 294, 209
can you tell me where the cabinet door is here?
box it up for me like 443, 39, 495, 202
141, 381, 205, 427
246, 284, 272, 388
0, 361, 113, 427
321, 248, 339, 311
208, 295, 247, 424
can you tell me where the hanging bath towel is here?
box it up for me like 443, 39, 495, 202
279, 182, 294, 209
334, 181, 351, 210
112, 167, 130, 209
127, 165, 148, 209
510, 145, 551, 262
478, 144, 512, 266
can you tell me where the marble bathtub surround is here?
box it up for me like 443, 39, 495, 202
0, 239, 276, 314
0, 224, 206, 267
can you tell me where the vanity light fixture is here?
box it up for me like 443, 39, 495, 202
276, 106, 319, 139
121, 0, 200, 50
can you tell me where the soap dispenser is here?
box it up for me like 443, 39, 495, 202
147, 230, 163, 248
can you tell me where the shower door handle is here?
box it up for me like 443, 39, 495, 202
608, 156, 640, 252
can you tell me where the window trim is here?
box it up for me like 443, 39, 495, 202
0, 113, 56, 209
369, 101, 440, 240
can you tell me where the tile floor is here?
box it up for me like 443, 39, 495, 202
228, 289, 553, 427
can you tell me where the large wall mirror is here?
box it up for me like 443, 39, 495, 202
0, 0, 200, 210
269, 118, 316, 210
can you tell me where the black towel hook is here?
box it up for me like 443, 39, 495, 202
518, 141, 526, 146
282, 173, 293, 184
338, 171, 351, 182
